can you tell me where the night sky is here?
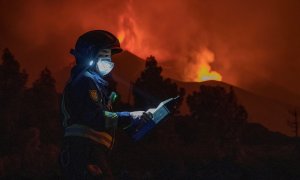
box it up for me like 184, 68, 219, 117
0, 0, 299, 100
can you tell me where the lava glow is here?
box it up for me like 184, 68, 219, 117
117, 4, 222, 82
118, 31, 125, 44
116, 3, 170, 61
117, 4, 145, 57
117, 15, 139, 52
196, 48, 222, 82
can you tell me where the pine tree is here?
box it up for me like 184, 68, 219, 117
0, 48, 28, 155
21, 68, 61, 144
132, 56, 185, 110
131, 56, 184, 150
187, 85, 247, 159
287, 109, 298, 137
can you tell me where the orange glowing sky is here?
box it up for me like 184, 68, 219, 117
0, 0, 300, 100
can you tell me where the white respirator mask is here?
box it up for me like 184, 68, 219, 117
90, 57, 114, 76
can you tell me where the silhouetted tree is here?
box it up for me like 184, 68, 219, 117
132, 56, 185, 110
174, 115, 200, 145
21, 68, 60, 144
287, 109, 298, 137
0, 48, 28, 155
187, 85, 247, 159
112, 56, 185, 175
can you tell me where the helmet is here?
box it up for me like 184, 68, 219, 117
70, 30, 122, 64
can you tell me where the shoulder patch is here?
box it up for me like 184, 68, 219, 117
89, 90, 99, 102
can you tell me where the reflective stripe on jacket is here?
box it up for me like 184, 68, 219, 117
64, 124, 113, 149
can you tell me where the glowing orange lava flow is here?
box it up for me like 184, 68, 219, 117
116, 5, 143, 56
193, 48, 222, 82
183, 48, 222, 82
118, 31, 125, 44
198, 65, 222, 81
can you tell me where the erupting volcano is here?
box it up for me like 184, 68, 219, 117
117, 3, 222, 83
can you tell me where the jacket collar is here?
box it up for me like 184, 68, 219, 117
70, 65, 108, 87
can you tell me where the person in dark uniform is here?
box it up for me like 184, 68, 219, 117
59, 30, 152, 180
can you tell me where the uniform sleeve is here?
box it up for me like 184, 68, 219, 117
103, 111, 136, 130
80, 76, 106, 129
83, 76, 135, 130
